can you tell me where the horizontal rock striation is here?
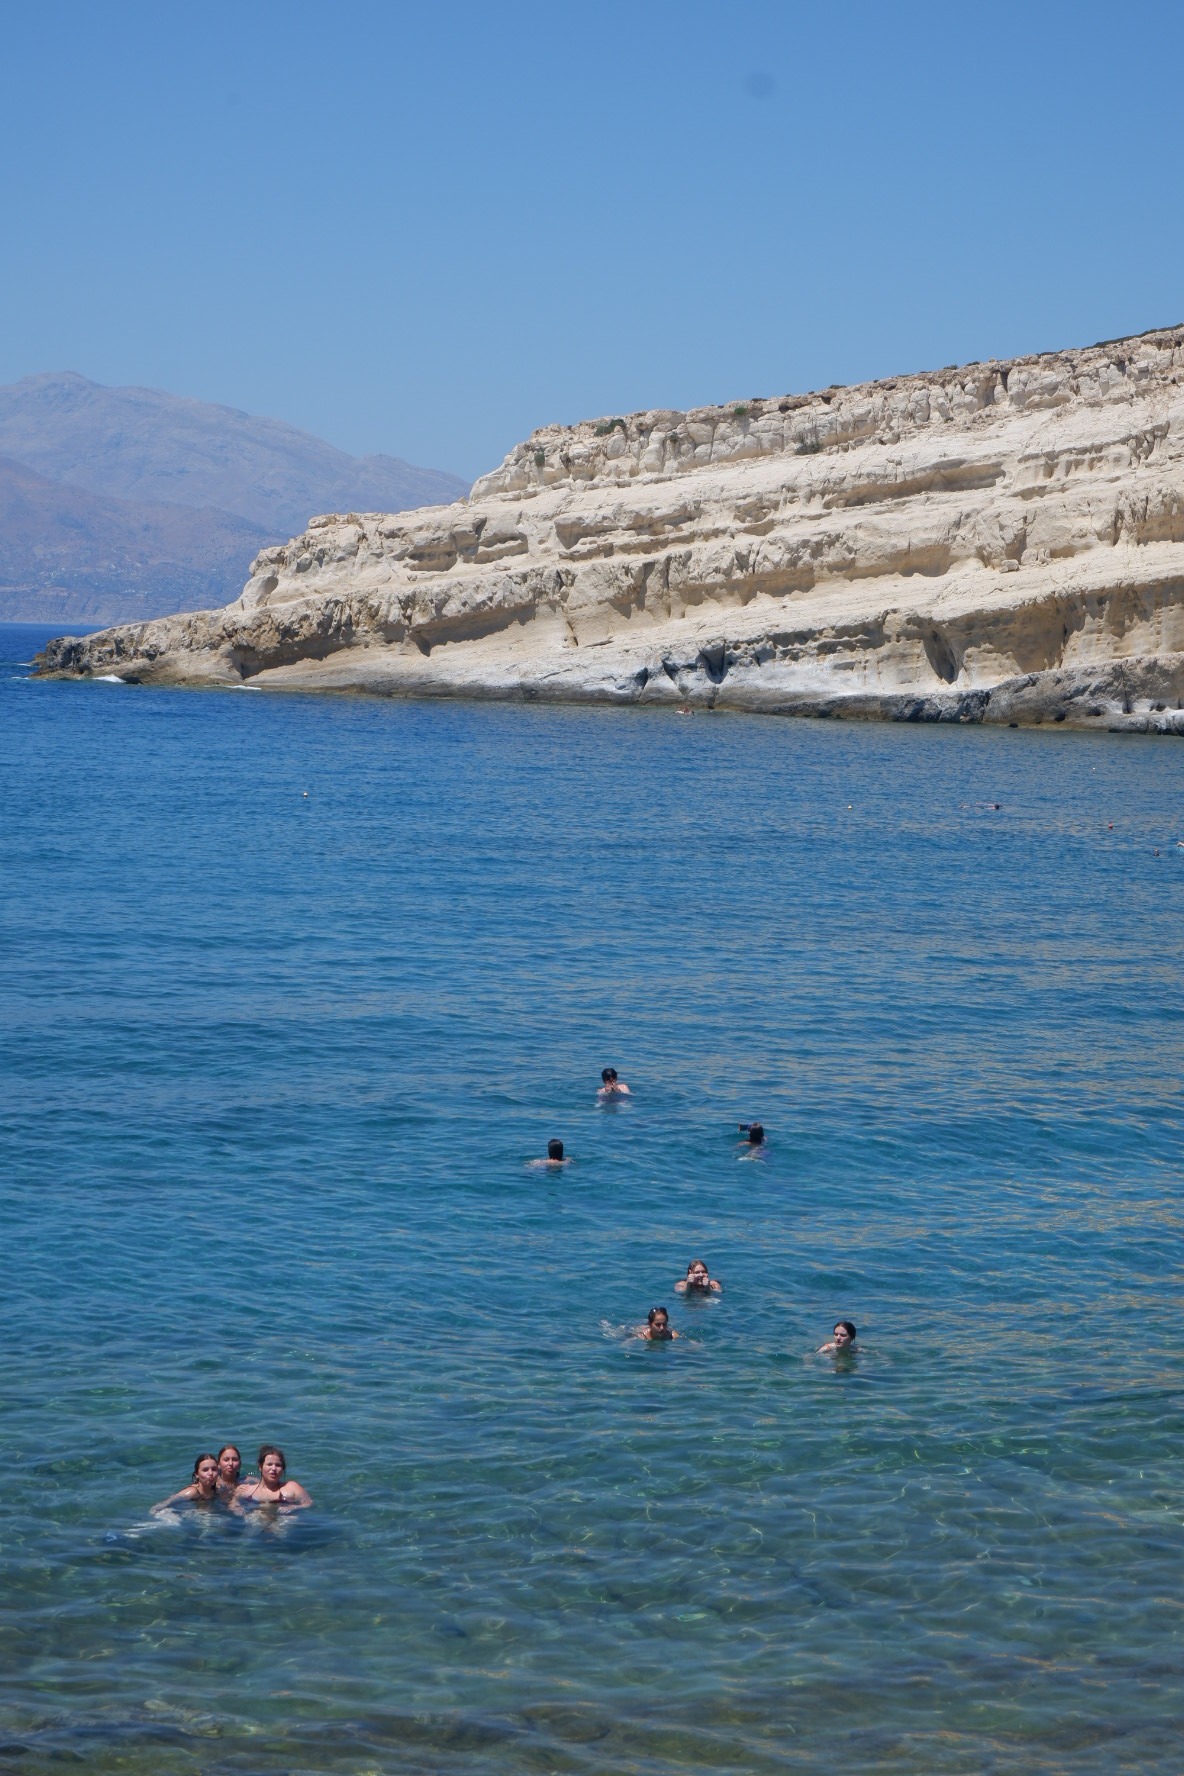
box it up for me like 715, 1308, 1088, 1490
36, 325, 1184, 733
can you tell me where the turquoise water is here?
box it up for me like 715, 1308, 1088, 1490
2, 619, 1183, 1774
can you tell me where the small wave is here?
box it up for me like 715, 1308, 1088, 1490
231, 684, 262, 691
93, 674, 126, 684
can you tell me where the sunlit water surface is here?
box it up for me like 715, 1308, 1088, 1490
2, 621, 1182, 1774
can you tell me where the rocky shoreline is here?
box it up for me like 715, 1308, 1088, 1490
36, 325, 1184, 734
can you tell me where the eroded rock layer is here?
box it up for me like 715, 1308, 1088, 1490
37, 326, 1184, 732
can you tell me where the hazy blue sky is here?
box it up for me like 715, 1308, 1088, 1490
3, 1, 1181, 480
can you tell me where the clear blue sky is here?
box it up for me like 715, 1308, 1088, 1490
3, 1, 1181, 481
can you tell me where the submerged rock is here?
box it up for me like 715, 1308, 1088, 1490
36, 325, 1184, 732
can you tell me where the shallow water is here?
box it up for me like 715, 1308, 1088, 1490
2, 620, 1183, 1774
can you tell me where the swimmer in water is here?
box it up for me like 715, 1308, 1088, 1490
598, 1066, 631, 1098
817, 1319, 858, 1354
674, 1257, 724, 1300
529, 1139, 570, 1169
636, 1306, 679, 1341
674, 1259, 722, 1294
152, 1453, 222, 1513
737, 1121, 765, 1154
232, 1445, 312, 1511
216, 1445, 242, 1497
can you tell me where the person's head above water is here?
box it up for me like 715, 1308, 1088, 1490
257, 1444, 286, 1480
746, 1122, 765, 1145
648, 1307, 671, 1331
231, 1444, 313, 1511
675, 1258, 720, 1294
601, 1067, 617, 1085
217, 1445, 241, 1481
151, 1452, 222, 1513
833, 1320, 857, 1347
191, 1453, 220, 1490
547, 1138, 564, 1161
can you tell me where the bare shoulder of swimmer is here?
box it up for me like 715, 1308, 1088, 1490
282, 1480, 313, 1507
151, 1484, 197, 1512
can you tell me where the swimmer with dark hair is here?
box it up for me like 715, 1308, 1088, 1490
152, 1453, 222, 1513
598, 1067, 631, 1097
674, 1259, 722, 1294
232, 1445, 312, 1510
817, 1320, 858, 1354
636, 1306, 679, 1341
529, 1139, 570, 1169
216, 1445, 242, 1496
737, 1121, 766, 1156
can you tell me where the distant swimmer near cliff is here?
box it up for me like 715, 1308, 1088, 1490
232, 1445, 312, 1510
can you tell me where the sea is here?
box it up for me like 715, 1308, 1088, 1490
2, 619, 1182, 1775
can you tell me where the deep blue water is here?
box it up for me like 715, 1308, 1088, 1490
2, 619, 1183, 1774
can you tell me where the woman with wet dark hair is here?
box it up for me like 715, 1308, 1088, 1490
233, 1445, 312, 1510
152, 1452, 221, 1513
529, 1139, 570, 1168
636, 1306, 680, 1341
817, 1320, 858, 1353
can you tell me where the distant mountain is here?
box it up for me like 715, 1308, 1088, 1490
0, 372, 470, 624
0, 454, 274, 624
0, 373, 469, 535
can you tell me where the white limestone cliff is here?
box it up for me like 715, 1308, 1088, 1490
37, 325, 1184, 732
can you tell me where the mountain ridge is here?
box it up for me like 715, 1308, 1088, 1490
0, 453, 272, 624
0, 372, 469, 623
0, 372, 468, 532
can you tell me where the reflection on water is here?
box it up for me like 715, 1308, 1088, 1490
2, 624, 1183, 1773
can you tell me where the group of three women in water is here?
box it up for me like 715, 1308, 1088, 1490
640, 1260, 857, 1351
153, 1444, 311, 1514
